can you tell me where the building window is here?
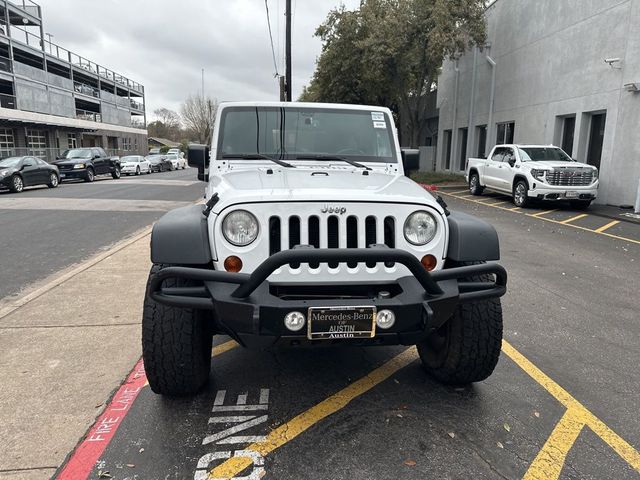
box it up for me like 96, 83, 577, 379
68, 133, 77, 149
443, 129, 452, 170
0, 128, 14, 157
458, 127, 468, 171
27, 130, 47, 159
476, 125, 487, 158
496, 122, 515, 144
122, 137, 131, 151
134, 137, 138, 152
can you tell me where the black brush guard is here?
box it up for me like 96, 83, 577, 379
148, 247, 507, 347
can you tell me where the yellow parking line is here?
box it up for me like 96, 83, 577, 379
508, 206, 522, 211
207, 348, 417, 479
560, 213, 588, 224
524, 408, 585, 480
502, 340, 640, 474
212, 340, 239, 357
594, 220, 620, 233
530, 209, 558, 218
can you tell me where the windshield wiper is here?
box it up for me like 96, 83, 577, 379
294, 154, 372, 170
222, 153, 295, 168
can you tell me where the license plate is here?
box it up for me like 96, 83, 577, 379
307, 306, 376, 340
565, 191, 579, 198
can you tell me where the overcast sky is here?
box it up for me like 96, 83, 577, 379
35, 0, 360, 120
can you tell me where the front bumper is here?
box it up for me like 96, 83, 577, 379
529, 184, 598, 201
148, 248, 507, 348
58, 168, 87, 179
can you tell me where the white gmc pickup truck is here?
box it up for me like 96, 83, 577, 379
466, 144, 599, 209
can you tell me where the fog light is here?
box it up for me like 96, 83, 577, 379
284, 311, 306, 332
224, 256, 243, 272
421, 254, 437, 272
376, 309, 395, 329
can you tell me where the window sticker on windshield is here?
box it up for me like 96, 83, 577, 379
371, 112, 385, 121
373, 121, 386, 129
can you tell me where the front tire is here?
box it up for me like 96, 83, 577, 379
47, 172, 59, 188
513, 180, 530, 208
111, 166, 121, 179
136, 166, 141, 176
84, 167, 95, 182
9, 175, 24, 193
142, 264, 213, 396
469, 172, 484, 196
417, 261, 503, 385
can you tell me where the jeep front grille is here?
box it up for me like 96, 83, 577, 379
268, 214, 396, 267
546, 169, 593, 186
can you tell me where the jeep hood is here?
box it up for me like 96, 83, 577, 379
210, 167, 440, 214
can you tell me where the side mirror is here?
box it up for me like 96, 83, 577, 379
94, 155, 100, 159
400, 148, 420, 175
188, 144, 210, 180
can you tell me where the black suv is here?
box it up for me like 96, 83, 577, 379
54, 148, 121, 182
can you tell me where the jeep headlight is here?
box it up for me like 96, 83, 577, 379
73, 163, 86, 169
531, 169, 547, 182
222, 210, 259, 246
404, 211, 437, 246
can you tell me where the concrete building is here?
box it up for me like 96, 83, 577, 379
0, 0, 147, 162
436, 0, 640, 206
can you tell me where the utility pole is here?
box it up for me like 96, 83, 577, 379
285, 0, 292, 101
201, 68, 205, 98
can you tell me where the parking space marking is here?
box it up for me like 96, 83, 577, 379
207, 348, 417, 479
595, 220, 621, 233
523, 408, 585, 480
213, 340, 240, 357
531, 209, 558, 217
502, 340, 640, 476
439, 191, 640, 246
560, 213, 588, 224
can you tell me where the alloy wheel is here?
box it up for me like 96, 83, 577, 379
13, 175, 23, 192
50, 173, 58, 187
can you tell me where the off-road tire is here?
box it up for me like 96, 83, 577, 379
469, 172, 484, 196
142, 264, 213, 396
84, 167, 95, 182
417, 260, 503, 385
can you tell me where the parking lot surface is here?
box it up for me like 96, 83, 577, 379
43, 191, 640, 480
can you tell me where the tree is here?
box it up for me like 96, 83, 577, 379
301, 0, 486, 147
181, 95, 218, 145
148, 108, 182, 140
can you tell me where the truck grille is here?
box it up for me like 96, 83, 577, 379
546, 169, 593, 186
268, 214, 396, 268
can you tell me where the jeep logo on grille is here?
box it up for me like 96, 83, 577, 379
321, 205, 347, 214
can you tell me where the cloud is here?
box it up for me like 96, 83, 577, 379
36, 0, 361, 119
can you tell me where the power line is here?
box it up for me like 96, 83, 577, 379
264, 0, 279, 76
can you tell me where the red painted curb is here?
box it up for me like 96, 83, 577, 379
56, 359, 147, 480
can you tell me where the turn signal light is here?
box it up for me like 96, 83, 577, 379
421, 254, 437, 272
224, 256, 243, 272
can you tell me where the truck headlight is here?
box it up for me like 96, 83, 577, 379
73, 163, 86, 169
222, 210, 259, 246
593, 169, 599, 180
403, 211, 437, 245
531, 169, 547, 182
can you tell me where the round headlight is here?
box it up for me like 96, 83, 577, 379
404, 211, 437, 245
222, 210, 259, 246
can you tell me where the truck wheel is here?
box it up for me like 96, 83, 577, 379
84, 167, 95, 182
142, 264, 213, 396
111, 166, 121, 179
417, 261, 503, 385
469, 173, 484, 196
513, 180, 530, 208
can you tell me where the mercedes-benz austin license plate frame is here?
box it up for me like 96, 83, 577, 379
307, 306, 377, 340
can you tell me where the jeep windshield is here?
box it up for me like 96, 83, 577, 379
217, 106, 397, 163
518, 147, 574, 162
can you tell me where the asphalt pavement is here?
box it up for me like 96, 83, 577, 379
0, 168, 204, 299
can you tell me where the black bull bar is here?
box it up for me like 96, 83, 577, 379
149, 248, 507, 310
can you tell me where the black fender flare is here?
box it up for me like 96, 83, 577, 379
151, 204, 212, 265
446, 211, 500, 262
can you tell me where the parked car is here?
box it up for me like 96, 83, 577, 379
53, 147, 121, 182
147, 154, 172, 173
0, 156, 60, 193
167, 149, 187, 169
120, 155, 151, 175
142, 101, 507, 396
466, 144, 599, 209
166, 154, 180, 170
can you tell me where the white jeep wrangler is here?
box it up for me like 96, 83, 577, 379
143, 102, 507, 396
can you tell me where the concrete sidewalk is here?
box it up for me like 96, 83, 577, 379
0, 228, 153, 479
